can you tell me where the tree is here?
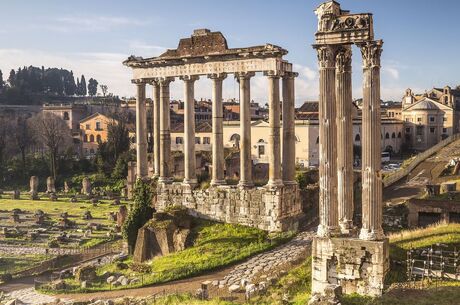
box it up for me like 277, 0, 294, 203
122, 179, 154, 253
0, 69, 3, 90
88, 78, 98, 96
30, 113, 72, 179
100, 84, 108, 97
80, 75, 87, 96
0, 117, 11, 185
14, 116, 34, 176
8, 69, 16, 87
64, 71, 77, 96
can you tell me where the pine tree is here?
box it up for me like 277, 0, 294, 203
8, 69, 16, 87
76, 77, 81, 95
80, 75, 87, 96
0, 69, 3, 90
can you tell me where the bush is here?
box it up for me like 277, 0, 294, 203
0, 273, 13, 283
48, 239, 60, 248
122, 179, 155, 253
129, 262, 151, 273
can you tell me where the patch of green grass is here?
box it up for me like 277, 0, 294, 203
146, 294, 235, 305
0, 255, 49, 274
45, 220, 294, 293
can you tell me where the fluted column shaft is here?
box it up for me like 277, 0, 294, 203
236, 72, 255, 188
359, 40, 384, 241
282, 72, 298, 185
336, 46, 354, 233
267, 73, 282, 187
134, 81, 148, 179
182, 75, 199, 185
316, 45, 340, 237
152, 81, 160, 178
158, 77, 174, 183
209, 73, 227, 186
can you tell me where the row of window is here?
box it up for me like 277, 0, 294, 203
83, 122, 102, 131
405, 116, 448, 123
175, 137, 211, 145
83, 134, 102, 143
405, 127, 448, 135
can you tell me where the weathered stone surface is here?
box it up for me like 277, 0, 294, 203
116, 205, 128, 227
156, 183, 302, 232
29, 176, 39, 200
75, 265, 97, 282
46, 176, 56, 194
133, 208, 192, 263
82, 177, 92, 196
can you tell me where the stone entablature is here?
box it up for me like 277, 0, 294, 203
156, 183, 302, 232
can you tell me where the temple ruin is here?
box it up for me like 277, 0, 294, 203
123, 29, 302, 232
310, 1, 389, 298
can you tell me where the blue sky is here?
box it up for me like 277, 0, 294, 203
0, 0, 459, 105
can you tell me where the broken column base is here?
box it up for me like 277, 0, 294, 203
311, 236, 389, 297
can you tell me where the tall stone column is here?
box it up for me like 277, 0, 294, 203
181, 75, 199, 186
282, 72, 298, 185
133, 80, 148, 179
266, 71, 283, 187
358, 40, 385, 241
209, 73, 227, 186
236, 72, 255, 188
158, 77, 175, 183
316, 45, 340, 237
151, 80, 160, 178
335, 46, 354, 233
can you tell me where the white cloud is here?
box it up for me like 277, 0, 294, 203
383, 67, 400, 80
43, 15, 150, 32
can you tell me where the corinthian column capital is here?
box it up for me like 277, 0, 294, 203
282, 71, 299, 79
335, 46, 352, 73
234, 71, 255, 80
180, 75, 199, 83
358, 40, 383, 68
315, 45, 338, 69
157, 77, 175, 87
208, 73, 227, 81
131, 79, 147, 85
264, 70, 282, 79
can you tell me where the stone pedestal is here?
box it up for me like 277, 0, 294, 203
311, 236, 389, 297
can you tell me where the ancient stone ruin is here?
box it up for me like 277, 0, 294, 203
82, 177, 92, 196
310, 1, 389, 299
124, 28, 302, 232
47, 176, 56, 194
30, 176, 39, 200
133, 208, 192, 262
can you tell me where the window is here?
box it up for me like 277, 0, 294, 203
63, 112, 69, 120
429, 116, 435, 123
203, 137, 210, 144
316, 136, 319, 144
430, 127, 435, 133
397, 132, 402, 138
417, 117, 422, 122
443, 128, 447, 133
90, 135, 95, 142
195, 137, 201, 144
355, 134, 361, 142
443, 117, 448, 122
405, 118, 411, 122
416, 126, 424, 136
258, 145, 265, 156
391, 132, 396, 139
405, 127, 411, 133
96, 135, 102, 143
385, 132, 390, 139
86, 124, 90, 130
95, 122, 102, 130
176, 137, 183, 144
84, 134, 88, 142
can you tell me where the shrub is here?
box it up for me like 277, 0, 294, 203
0, 273, 13, 283
122, 179, 155, 253
129, 262, 151, 273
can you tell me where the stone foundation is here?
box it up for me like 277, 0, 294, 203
156, 183, 303, 232
311, 236, 389, 297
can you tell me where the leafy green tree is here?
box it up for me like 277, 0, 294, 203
64, 71, 77, 96
88, 78, 98, 96
122, 179, 155, 254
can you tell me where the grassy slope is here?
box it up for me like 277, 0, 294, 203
149, 224, 460, 305
51, 220, 293, 293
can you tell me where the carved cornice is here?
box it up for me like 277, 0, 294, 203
315, 45, 338, 69
207, 73, 227, 81
234, 71, 255, 80
358, 40, 383, 68
179, 75, 200, 82
335, 46, 352, 73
